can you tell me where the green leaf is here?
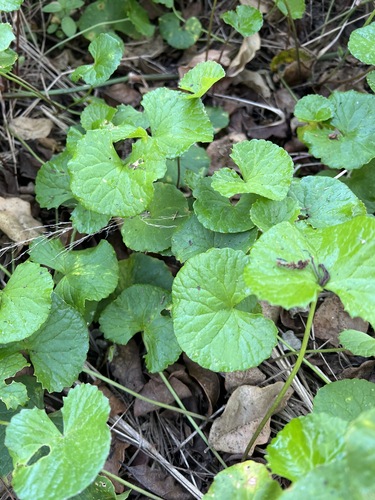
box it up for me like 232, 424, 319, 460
36, 150, 75, 209
80, 100, 117, 131
294, 94, 334, 123
313, 379, 375, 422
159, 13, 202, 49
71, 33, 124, 85
121, 182, 189, 252
297, 91, 375, 169
5, 384, 111, 500
172, 248, 278, 372
0, 48, 18, 71
244, 222, 320, 309
203, 461, 282, 499
0, 261, 53, 343
211, 139, 294, 200
266, 413, 347, 482
20, 294, 88, 393
113, 104, 149, 130
179, 61, 225, 98
193, 177, 255, 233
346, 408, 375, 496
71, 204, 111, 235
0, 0, 24, 11
142, 87, 213, 157
61, 16, 77, 37
250, 196, 300, 232
221, 5, 263, 37
29, 238, 118, 313
367, 70, 375, 92
289, 176, 366, 228
0, 23, 15, 51
275, 0, 306, 19
153, 0, 173, 7
245, 217, 375, 316
71, 475, 128, 500
126, 0, 154, 37
42, 2, 63, 13
0, 351, 29, 409
339, 329, 375, 357
205, 106, 230, 133
172, 214, 257, 262
348, 23, 375, 65
163, 144, 209, 187
100, 285, 181, 372
68, 129, 166, 217
341, 157, 375, 213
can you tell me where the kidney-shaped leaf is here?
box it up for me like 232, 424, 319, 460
159, 13, 201, 49
0, 0, 24, 12
0, 351, 29, 409
179, 61, 225, 98
0, 261, 53, 343
5, 384, 111, 500
221, 5, 263, 37
294, 94, 334, 123
69, 129, 166, 217
339, 329, 375, 357
172, 248, 277, 372
348, 23, 375, 65
211, 139, 293, 200
266, 413, 348, 482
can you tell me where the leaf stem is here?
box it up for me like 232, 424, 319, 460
158, 371, 227, 469
241, 298, 318, 460
0, 420, 10, 426
83, 367, 206, 421
101, 470, 163, 500
0, 264, 12, 279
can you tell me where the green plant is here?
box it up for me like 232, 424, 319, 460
1, 1, 375, 499
42, 0, 84, 38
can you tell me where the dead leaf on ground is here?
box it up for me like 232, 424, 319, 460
233, 70, 271, 98
260, 301, 281, 323
104, 435, 128, 493
184, 355, 220, 416
97, 383, 128, 418
208, 382, 293, 455
109, 340, 145, 394
224, 367, 266, 393
9, 117, 53, 140
127, 464, 190, 500
340, 360, 375, 381
0, 197, 43, 243
227, 34, 261, 77
240, 0, 273, 13
134, 374, 192, 417
179, 49, 232, 77
314, 294, 369, 347
207, 132, 247, 173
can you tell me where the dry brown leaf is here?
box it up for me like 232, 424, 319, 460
233, 70, 271, 98
127, 464, 190, 500
224, 368, 266, 393
260, 301, 281, 323
179, 50, 232, 75
208, 382, 293, 455
134, 374, 192, 417
314, 294, 369, 347
109, 340, 145, 393
227, 34, 261, 77
104, 435, 128, 493
340, 360, 375, 381
97, 383, 128, 418
207, 132, 247, 173
240, 0, 273, 13
9, 117, 53, 140
0, 197, 43, 243
184, 355, 220, 416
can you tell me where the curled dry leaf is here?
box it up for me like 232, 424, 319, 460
227, 34, 261, 77
109, 340, 145, 393
224, 367, 266, 393
208, 382, 293, 455
207, 132, 247, 173
103, 436, 128, 493
313, 294, 369, 347
0, 197, 43, 243
233, 70, 271, 98
9, 117, 53, 140
184, 355, 220, 416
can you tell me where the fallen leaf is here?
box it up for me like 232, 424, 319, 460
314, 294, 369, 347
0, 196, 43, 243
207, 132, 247, 173
127, 464, 190, 500
184, 355, 220, 416
208, 382, 293, 455
227, 34, 261, 77
340, 360, 375, 381
109, 340, 145, 394
97, 383, 128, 417
233, 70, 271, 98
104, 435, 128, 493
9, 117, 53, 140
224, 367, 266, 393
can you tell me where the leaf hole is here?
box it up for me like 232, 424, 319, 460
27, 445, 51, 466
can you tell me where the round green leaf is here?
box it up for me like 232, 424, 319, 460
69, 129, 166, 217
0, 0, 24, 12
266, 413, 348, 482
298, 91, 375, 169
163, 144, 209, 187
294, 94, 334, 123
159, 13, 202, 49
0, 48, 17, 71
275, 0, 306, 19
121, 183, 190, 252
172, 248, 277, 372
80, 100, 117, 131
117, 253, 173, 293
205, 106, 230, 133
172, 214, 257, 262
339, 329, 375, 357
221, 5, 263, 37
71, 204, 111, 235
71, 33, 124, 85
203, 461, 281, 499
348, 23, 375, 65
61, 16, 77, 38
0, 23, 15, 51
22, 294, 89, 393
250, 196, 300, 232
289, 176, 366, 228
5, 384, 111, 500
244, 222, 320, 309
71, 474, 126, 500
179, 61, 225, 98
0, 351, 29, 409
212, 139, 294, 200
193, 177, 255, 233
313, 379, 375, 422
142, 87, 213, 157
0, 261, 53, 343
36, 150, 75, 209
